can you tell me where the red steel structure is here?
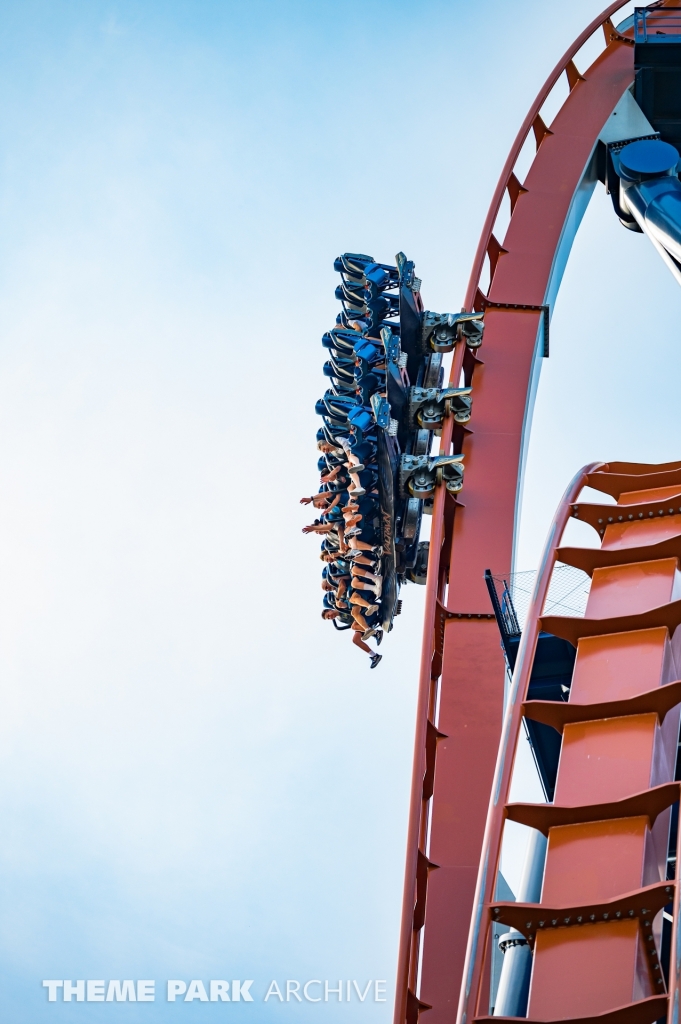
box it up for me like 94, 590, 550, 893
394, 3, 681, 1022
460, 463, 681, 1024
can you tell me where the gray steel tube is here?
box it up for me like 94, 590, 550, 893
493, 829, 547, 1017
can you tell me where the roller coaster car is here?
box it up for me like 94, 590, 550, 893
314, 250, 484, 640
334, 253, 401, 330
333, 252, 374, 279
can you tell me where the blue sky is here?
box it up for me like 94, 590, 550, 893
0, 1, 679, 1020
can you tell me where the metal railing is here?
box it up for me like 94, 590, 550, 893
634, 7, 681, 42
485, 564, 591, 676
488, 563, 591, 632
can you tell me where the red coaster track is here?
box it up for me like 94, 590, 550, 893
458, 461, 681, 1024
393, 3, 681, 1022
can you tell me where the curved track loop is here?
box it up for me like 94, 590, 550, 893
393, 4, 681, 1023
455, 460, 604, 1023
457, 460, 681, 1024
464, 1, 634, 313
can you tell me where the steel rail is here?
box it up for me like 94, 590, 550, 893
398, 337, 468, 1014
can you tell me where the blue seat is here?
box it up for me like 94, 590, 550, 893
316, 391, 357, 422
334, 252, 373, 271
354, 339, 383, 364
364, 263, 392, 291
321, 423, 350, 446
363, 263, 399, 300
371, 292, 399, 316
336, 253, 375, 279
323, 331, 355, 358
347, 405, 376, 441
323, 363, 356, 393
337, 290, 367, 319
326, 352, 355, 377
339, 279, 366, 304
336, 310, 369, 333
332, 328, 362, 350
356, 371, 383, 406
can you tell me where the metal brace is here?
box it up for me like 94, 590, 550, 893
370, 393, 391, 430
408, 386, 473, 430
399, 453, 465, 500
381, 324, 401, 364
422, 311, 485, 354
477, 298, 550, 357
407, 541, 430, 584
